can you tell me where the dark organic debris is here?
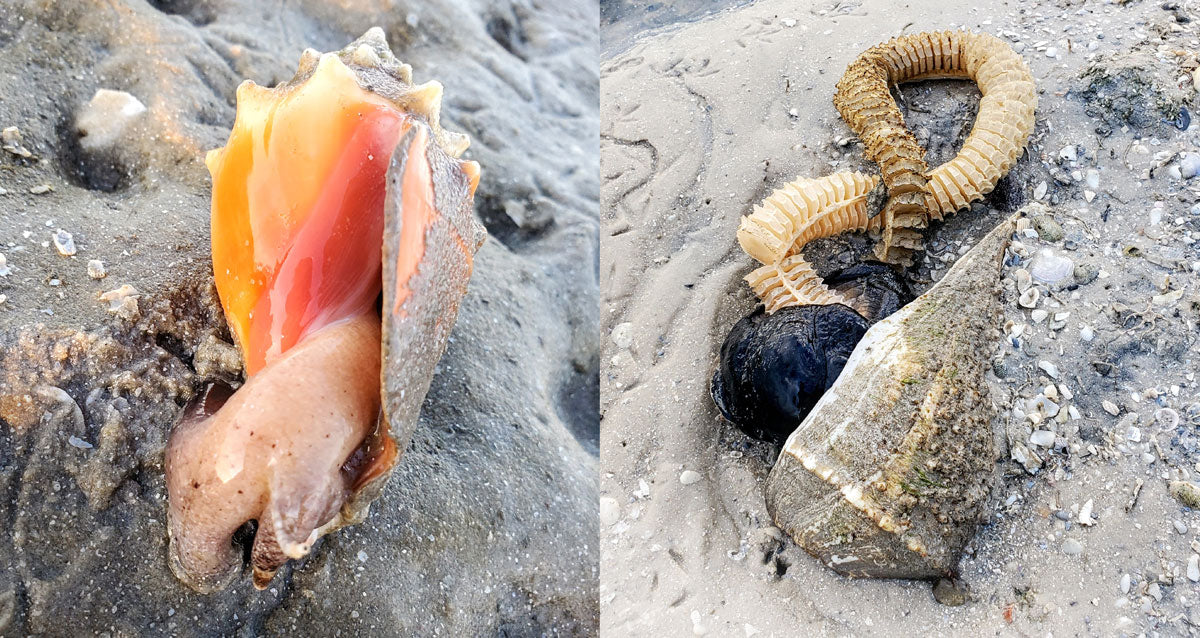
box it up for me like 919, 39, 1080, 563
711, 304, 869, 445
825, 261, 915, 322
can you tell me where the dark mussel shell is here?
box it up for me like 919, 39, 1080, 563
825, 261, 913, 322
711, 304, 868, 445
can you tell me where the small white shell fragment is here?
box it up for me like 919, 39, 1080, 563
67, 435, 93, 449
1011, 443, 1041, 474
1033, 181, 1048, 200
1189, 555, 1200, 583
1126, 425, 1141, 442
0, 253, 10, 277
1031, 308, 1048, 323
1013, 268, 1032, 292
1029, 248, 1073, 286
1030, 394, 1060, 418
599, 497, 621, 525
679, 470, 702, 485
1, 125, 32, 158
29, 184, 52, 194
87, 259, 106, 279
610, 322, 634, 349
1018, 287, 1040, 308
1078, 499, 1095, 526
1029, 430, 1056, 447
1155, 408, 1179, 429
1080, 325, 1095, 342
1102, 400, 1120, 416
1152, 289, 1184, 306
75, 89, 148, 151
1085, 169, 1100, 190
52, 229, 76, 256
1037, 360, 1059, 379
99, 284, 140, 320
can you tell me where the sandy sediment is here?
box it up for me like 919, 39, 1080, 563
601, 0, 1200, 634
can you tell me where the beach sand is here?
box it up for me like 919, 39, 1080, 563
601, 0, 1200, 634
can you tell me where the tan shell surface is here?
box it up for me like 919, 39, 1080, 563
763, 215, 1014, 579
763, 214, 1008, 578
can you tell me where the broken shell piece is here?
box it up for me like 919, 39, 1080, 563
87, 259, 106, 279
765, 215, 1014, 579
1078, 499, 1096, 526
99, 284, 140, 320
75, 89, 147, 151
1029, 248, 1073, 287
1, 126, 32, 158
1013, 268, 1032, 292
1018, 286, 1040, 308
52, 229, 76, 256
166, 28, 484, 593
0, 253, 11, 277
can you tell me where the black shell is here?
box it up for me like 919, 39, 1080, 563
711, 304, 868, 445
825, 261, 913, 322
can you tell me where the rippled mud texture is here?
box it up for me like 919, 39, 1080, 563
0, 0, 597, 634
766, 216, 1013, 579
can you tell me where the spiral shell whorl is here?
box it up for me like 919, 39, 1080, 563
289, 27, 470, 159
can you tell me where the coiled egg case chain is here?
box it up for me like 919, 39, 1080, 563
737, 171, 881, 314
833, 30, 1036, 265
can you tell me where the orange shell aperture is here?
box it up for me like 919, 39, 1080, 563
206, 53, 413, 375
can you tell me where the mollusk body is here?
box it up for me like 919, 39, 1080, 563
763, 216, 1013, 579
166, 28, 484, 592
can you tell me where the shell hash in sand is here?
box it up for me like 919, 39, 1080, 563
763, 215, 1015, 579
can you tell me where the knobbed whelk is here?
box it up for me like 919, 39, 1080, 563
165, 28, 485, 592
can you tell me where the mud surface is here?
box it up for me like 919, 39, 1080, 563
601, 0, 1200, 635
0, 0, 598, 635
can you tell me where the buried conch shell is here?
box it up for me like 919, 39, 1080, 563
763, 215, 1015, 579
165, 28, 485, 593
